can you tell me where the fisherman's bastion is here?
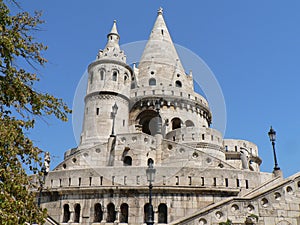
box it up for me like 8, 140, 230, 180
39, 9, 300, 225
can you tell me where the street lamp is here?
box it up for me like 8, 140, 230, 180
111, 102, 118, 136
154, 98, 163, 135
146, 160, 156, 225
268, 126, 280, 171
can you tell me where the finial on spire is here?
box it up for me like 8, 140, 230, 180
157, 7, 163, 15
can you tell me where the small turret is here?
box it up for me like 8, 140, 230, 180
96, 20, 126, 63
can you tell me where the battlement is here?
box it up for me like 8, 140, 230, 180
130, 87, 209, 108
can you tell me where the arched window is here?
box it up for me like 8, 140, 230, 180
100, 70, 105, 80
120, 203, 129, 223
149, 78, 156, 86
124, 73, 128, 84
63, 204, 70, 223
74, 204, 80, 223
175, 80, 182, 88
144, 203, 154, 223
147, 158, 154, 166
107, 203, 116, 223
158, 204, 168, 224
90, 71, 94, 84
171, 118, 181, 130
123, 156, 132, 166
185, 120, 195, 127
94, 203, 103, 222
112, 71, 118, 81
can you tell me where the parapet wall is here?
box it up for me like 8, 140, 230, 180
43, 167, 270, 192
130, 86, 209, 108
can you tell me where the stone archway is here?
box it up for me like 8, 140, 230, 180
137, 110, 160, 136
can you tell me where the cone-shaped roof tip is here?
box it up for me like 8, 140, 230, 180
109, 20, 119, 36
138, 6, 186, 79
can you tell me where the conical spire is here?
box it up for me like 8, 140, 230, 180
107, 20, 119, 38
137, 8, 186, 82
105, 20, 120, 49
97, 20, 126, 63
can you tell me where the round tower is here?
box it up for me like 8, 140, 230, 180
130, 9, 212, 137
80, 21, 133, 146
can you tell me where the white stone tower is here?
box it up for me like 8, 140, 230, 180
80, 21, 133, 147
38, 9, 300, 225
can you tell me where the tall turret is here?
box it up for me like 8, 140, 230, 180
80, 21, 133, 147
130, 8, 212, 139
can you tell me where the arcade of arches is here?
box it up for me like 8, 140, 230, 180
62, 203, 168, 223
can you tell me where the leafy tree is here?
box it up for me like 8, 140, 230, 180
219, 219, 232, 225
0, 1, 71, 224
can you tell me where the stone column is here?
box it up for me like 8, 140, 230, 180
114, 209, 119, 225
69, 211, 74, 223
101, 207, 107, 224
153, 206, 158, 224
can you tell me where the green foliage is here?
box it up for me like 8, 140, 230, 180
0, 0, 71, 224
246, 214, 259, 224
249, 214, 259, 220
219, 219, 232, 225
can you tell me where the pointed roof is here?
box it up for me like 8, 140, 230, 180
107, 20, 119, 38
104, 20, 120, 51
138, 8, 185, 74
96, 20, 126, 63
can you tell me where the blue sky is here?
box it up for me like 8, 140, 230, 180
16, 1, 300, 177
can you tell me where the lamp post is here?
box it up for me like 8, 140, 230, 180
111, 102, 118, 136
146, 160, 156, 225
268, 126, 280, 171
154, 99, 163, 135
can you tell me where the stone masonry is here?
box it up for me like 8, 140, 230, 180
39, 8, 300, 225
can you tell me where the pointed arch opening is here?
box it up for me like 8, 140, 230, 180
171, 118, 182, 130
120, 203, 129, 223
63, 204, 70, 223
94, 203, 103, 222
158, 203, 168, 224
74, 204, 81, 223
107, 203, 116, 223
